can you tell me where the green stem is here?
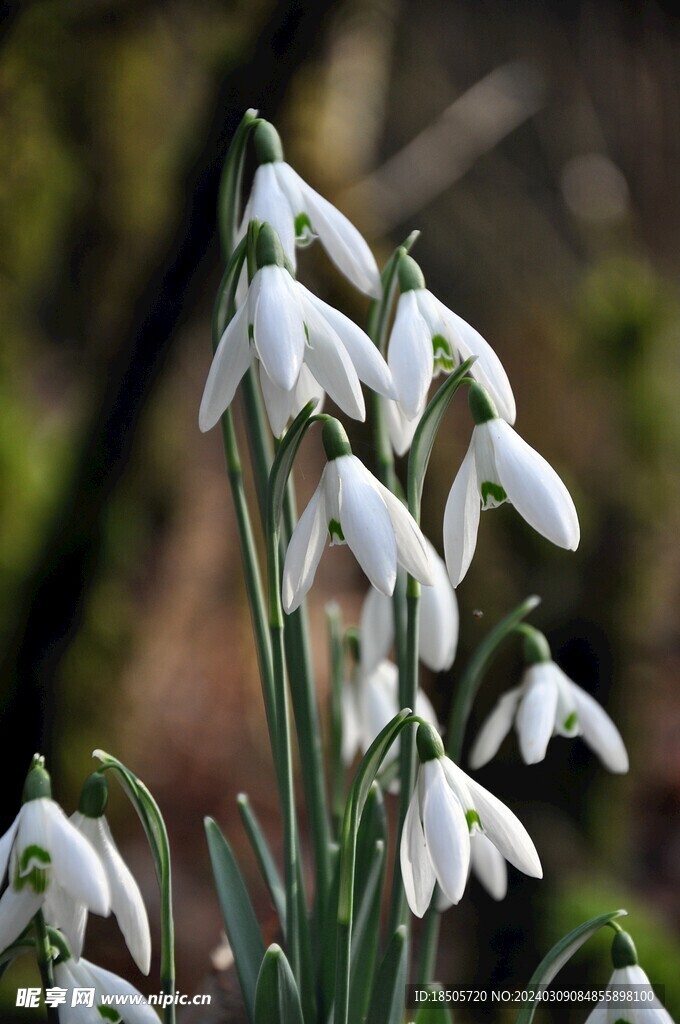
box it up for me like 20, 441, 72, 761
34, 912, 58, 1024
327, 604, 345, 835
417, 903, 441, 984
241, 366, 273, 522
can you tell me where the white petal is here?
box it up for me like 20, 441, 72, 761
469, 689, 522, 769
251, 266, 305, 391
582, 1005, 609, 1024
421, 760, 470, 906
293, 363, 325, 414
515, 664, 560, 764
0, 884, 43, 952
553, 667, 580, 737
43, 881, 87, 958
286, 166, 381, 298
384, 398, 421, 456
249, 163, 297, 265
83, 958, 160, 1024
359, 587, 394, 674
0, 814, 19, 883
54, 960, 103, 1024
360, 661, 401, 760
419, 539, 459, 671
371, 477, 433, 585
44, 803, 110, 916
569, 683, 629, 773
300, 296, 365, 421
399, 781, 436, 918
77, 815, 151, 975
336, 457, 398, 595
259, 364, 298, 439
610, 966, 673, 1024
301, 287, 395, 398
199, 300, 252, 431
387, 291, 434, 419
414, 686, 440, 734
282, 475, 328, 613
470, 832, 508, 900
463, 773, 542, 879
443, 438, 481, 586
488, 420, 580, 550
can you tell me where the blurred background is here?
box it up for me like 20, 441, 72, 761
1, 0, 679, 1020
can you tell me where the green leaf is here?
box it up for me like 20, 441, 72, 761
407, 356, 476, 520
365, 925, 409, 1024
349, 837, 386, 1024
218, 108, 259, 259
415, 1002, 454, 1024
515, 909, 628, 1024
254, 944, 304, 1024
212, 237, 248, 348
237, 794, 286, 929
267, 402, 322, 534
367, 230, 420, 353
205, 817, 266, 1024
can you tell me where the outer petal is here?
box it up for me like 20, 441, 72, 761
336, 457, 398, 596
399, 782, 436, 918
419, 538, 459, 671
0, 884, 43, 953
284, 165, 381, 298
249, 163, 297, 265
469, 688, 522, 769
43, 882, 87, 959
82, 958, 160, 1024
515, 664, 560, 764
421, 760, 470, 906
0, 814, 19, 883
569, 683, 629, 773
387, 291, 434, 419
384, 398, 421, 456
371, 477, 433, 585
251, 266, 305, 392
301, 287, 395, 398
360, 661, 401, 762
462, 772, 542, 879
609, 966, 673, 1024
359, 587, 394, 674
443, 438, 481, 586
75, 814, 151, 975
582, 1005, 609, 1024
489, 420, 580, 550
300, 296, 365, 421
282, 475, 328, 613
259, 364, 298, 439
199, 300, 252, 431
54, 960, 102, 1024
470, 832, 508, 900
45, 803, 110, 916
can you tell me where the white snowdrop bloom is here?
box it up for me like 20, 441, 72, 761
200, 224, 394, 436
239, 120, 381, 299
400, 724, 541, 918
584, 932, 674, 1024
443, 382, 580, 586
55, 956, 159, 1024
386, 255, 515, 426
469, 628, 628, 774
383, 397, 420, 457
437, 831, 508, 910
342, 659, 439, 772
0, 758, 110, 955
60, 773, 151, 974
282, 420, 433, 614
360, 539, 458, 674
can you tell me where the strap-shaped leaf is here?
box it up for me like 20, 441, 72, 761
349, 838, 386, 1024
267, 402, 323, 534
218, 108, 259, 259
408, 356, 476, 520
254, 944, 304, 1024
237, 794, 285, 929
515, 908, 627, 1024
365, 925, 408, 1024
205, 817, 266, 1024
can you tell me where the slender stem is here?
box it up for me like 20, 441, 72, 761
417, 903, 441, 984
34, 912, 58, 1024
241, 367, 272, 522
326, 604, 345, 835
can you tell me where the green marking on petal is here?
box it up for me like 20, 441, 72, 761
481, 481, 507, 508
466, 809, 481, 832
328, 519, 345, 544
98, 1007, 121, 1022
248, 323, 255, 345
295, 212, 315, 246
432, 334, 456, 373
18, 845, 51, 873
563, 711, 578, 731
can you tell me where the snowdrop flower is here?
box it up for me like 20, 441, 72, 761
240, 120, 381, 298
400, 723, 541, 917
62, 773, 151, 974
282, 419, 433, 613
383, 397, 420, 457
55, 954, 159, 1024
360, 539, 458, 674
444, 382, 580, 586
0, 757, 109, 955
584, 930, 674, 1024
342, 659, 439, 771
470, 628, 628, 773
387, 255, 515, 427
437, 832, 508, 909
199, 224, 394, 436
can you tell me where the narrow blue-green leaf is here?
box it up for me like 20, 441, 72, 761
205, 817, 266, 1024
212, 238, 248, 346
408, 356, 476, 519
365, 925, 409, 1024
319, 845, 342, 1022
254, 944, 304, 1024
237, 794, 285, 929
515, 909, 627, 1024
349, 839, 386, 1024
354, 782, 387, 908
267, 402, 322, 533
218, 108, 259, 259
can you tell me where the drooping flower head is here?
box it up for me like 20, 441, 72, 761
0, 757, 110, 955
584, 929, 674, 1024
282, 419, 433, 613
470, 627, 628, 773
199, 223, 394, 437
54, 954, 159, 1024
400, 723, 541, 917
241, 120, 382, 299
444, 382, 580, 586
